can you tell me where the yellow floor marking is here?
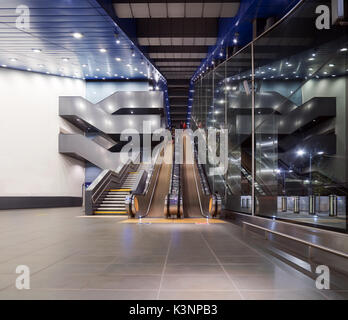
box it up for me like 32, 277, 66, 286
108, 189, 131, 192
119, 218, 226, 224
129, 172, 138, 174
76, 215, 124, 218
93, 211, 127, 214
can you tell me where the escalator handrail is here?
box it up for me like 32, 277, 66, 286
132, 144, 167, 218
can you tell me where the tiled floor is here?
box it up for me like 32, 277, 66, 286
0, 207, 347, 300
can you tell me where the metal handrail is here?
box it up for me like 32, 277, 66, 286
85, 154, 140, 215
128, 144, 166, 218
243, 221, 348, 259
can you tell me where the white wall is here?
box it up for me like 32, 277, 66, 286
0, 68, 86, 197
86, 81, 149, 104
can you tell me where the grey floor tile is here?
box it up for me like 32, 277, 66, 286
242, 290, 327, 300
164, 264, 225, 275
0, 207, 347, 300
167, 254, 218, 265
159, 290, 242, 300
38, 263, 110, 274
60, 255, 116, 264
29, 273, 91, 289
161, 275, 236, 291
0, 288, 157, 300
223, 263, 281, 276
232, 273, 315, 291
218, 256, 269, 264
104, 264, 163, 275
86, 275, 161, 290
0, 274, 16, 290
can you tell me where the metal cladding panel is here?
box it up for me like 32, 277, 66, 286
59, 96, 162, 134
59, 133, 125, 171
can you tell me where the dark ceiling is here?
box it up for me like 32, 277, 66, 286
112, 0, 241, 127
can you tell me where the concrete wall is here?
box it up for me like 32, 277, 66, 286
0, 68, 86, 198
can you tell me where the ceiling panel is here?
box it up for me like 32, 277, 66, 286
148, 3, 167, 18
183, 38, 194, 46
203, 3, 221, 18
185, 3, 203, 18
172, 38, 183, 46
113, 3, 132, 18
130, 3, 150, 18
160, 38, 171, 46
167, 3, 185, 18
149, 37, 160, 46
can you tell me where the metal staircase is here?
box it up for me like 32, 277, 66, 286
93, 164, 146, 215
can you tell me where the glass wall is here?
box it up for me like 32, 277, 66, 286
191, 0, 348, 233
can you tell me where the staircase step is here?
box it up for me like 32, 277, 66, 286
95, 207, 126, 211
94, 211, 127, 215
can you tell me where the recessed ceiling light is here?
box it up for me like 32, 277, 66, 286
116, 40, 120, 44
99, 48, 107, 53
46, 71, 50, 74
308, 57, 315, 61
62, 58, 69, 62
9, 58, 17, 62
115, 57, 121, 61
32, 48, 42, 53
82, 64, 87, 68
1, 64, 7, 68
340, 48, 348, 52
27, 68, 31, 71
114, 74, 118, 76
329, 64, 335, 67
96, 68, 100, 71
72, 32, 84, 39
38, 64, 44, 68
323, 71, 328, 75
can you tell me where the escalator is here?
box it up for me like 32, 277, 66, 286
144, 143, 173, 218
182, 134, 221, 218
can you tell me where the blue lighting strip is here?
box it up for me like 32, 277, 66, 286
191, 0, 301, 82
